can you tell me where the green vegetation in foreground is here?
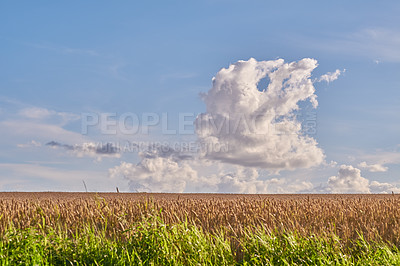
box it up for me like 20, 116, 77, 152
0, 215, 399, 265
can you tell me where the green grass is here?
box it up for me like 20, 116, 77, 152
1, 214, 399, 265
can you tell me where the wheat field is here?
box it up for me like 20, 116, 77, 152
2, 192, 400, 264
1, 192, 399, 245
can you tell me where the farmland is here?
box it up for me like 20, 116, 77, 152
1, 192, 400, 265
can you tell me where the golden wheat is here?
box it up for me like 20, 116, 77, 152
0, 192, 399, 245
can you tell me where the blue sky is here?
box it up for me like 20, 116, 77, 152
1, 1, 399, 192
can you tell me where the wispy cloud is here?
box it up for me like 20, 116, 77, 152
17, 140, 41, 148
0, 163, 112, 191
318, 69, 345, 83
0, 103, 88, 151
350, 147, 400, 166
353, 28, 400, 62
20, 106, 79, 120
0, 120, 86, 145
358, 161, 388, 172
46, 141, 121, 161
299, 27, 400, 62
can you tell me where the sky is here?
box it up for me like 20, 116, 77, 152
0, 1, 399, 193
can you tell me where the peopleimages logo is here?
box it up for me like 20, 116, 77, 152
81, 112, 317, 136
81, 112, 195, 135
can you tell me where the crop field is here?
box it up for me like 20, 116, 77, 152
1, 192, 400, 265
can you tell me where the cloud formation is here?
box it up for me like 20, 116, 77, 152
109, 147, 316, 194
214, 170, 313, 194
108, 58, 400, 194
195, 58, 324, 171
216, 168, 265, 193
318, 69, 344, 83
358, 161, 388, 172
369, 181, 400, 194
109, 58, 353, 193
46, 141, 120, 160
327, 165, 398, 193
109, 148, 197, 192
327, 165, 370, 193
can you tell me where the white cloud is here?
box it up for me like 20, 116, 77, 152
369, 181, 400, 194
109, 145, 198, 192
109, 157, 197, 193
108, 58, 352, 193
195, 58, 325, 171
318, 69, 344, 83
326, 165, 399, 194
358, 161, 388, 172
207, 167, 314, 194
267, 178, 314, 194
110, 155, 400, 193
214, 167, 266, 194
325, 160, 338, 167
109, 144, 318, 194
327, 165, 370, 193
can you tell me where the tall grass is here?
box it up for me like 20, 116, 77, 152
1, 212, 400, 265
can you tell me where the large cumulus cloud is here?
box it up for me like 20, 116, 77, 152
195, 58, 324, 171
110, 58, 379, 193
